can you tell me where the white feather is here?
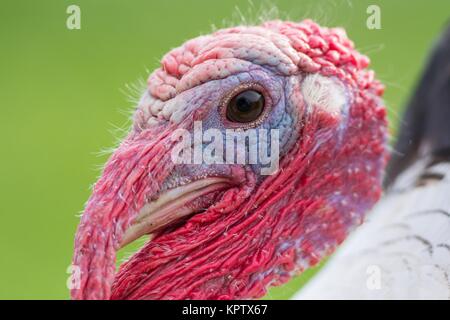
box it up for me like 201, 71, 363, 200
294, 158, 450, 299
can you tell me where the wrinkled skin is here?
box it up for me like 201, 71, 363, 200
71, 20, 388, 300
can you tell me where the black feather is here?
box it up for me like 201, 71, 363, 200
385, 24, 450, 187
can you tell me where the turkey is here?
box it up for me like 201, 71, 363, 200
295, 24, 450, 300
71, 19, 389, 300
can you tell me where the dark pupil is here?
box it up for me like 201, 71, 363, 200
226, 90, 264, 123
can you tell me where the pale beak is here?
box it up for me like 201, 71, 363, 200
120, 177, 232, 248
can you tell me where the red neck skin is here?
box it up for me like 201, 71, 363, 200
110, 97, 387, 300
72, 88, 386, 300
71, 123, 180, 300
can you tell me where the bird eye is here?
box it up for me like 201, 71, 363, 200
226, 90, 265, 123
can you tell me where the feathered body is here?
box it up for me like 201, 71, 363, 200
296, 24, 450, 300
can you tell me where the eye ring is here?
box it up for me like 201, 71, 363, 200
219, 83, 271, 129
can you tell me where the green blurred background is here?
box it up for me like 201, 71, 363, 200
0, 0, 448, 299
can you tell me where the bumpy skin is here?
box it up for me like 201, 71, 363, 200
71, 20, 388, 300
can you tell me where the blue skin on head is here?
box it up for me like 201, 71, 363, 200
161, 66, 300, 188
